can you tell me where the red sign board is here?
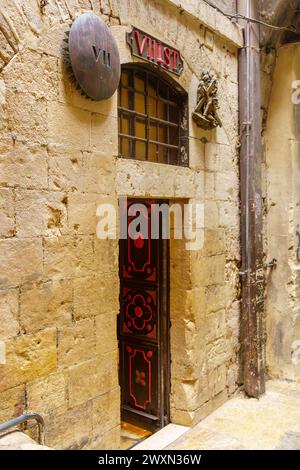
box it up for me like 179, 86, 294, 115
126, 27, 184, 76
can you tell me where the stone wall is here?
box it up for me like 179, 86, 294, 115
264, 43, 300, 381
0, 0, 242, 448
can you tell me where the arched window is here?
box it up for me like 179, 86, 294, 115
118, 65, 188, 166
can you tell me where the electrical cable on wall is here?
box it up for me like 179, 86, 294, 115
202, 0, 300, 34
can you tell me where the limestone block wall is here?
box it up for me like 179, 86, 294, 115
0, 0, 242, 448
264, 43, 300, 381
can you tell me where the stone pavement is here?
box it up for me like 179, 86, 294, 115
167, 381, 300, 450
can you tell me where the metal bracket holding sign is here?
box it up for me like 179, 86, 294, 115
68, 13, 121, 101
126, 27, 184, 76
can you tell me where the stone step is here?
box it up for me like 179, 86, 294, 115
131, 424, 189, 450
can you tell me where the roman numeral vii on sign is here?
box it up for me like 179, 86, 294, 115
92, 46, 111, 67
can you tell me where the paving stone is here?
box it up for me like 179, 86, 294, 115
168, 381, 300, 450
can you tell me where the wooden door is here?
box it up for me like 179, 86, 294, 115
118, 199, 170, 429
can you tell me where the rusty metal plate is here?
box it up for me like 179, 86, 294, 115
68, 13, 120, 101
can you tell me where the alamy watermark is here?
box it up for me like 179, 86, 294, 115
96, 197, 204, 251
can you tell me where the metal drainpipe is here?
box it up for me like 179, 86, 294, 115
238, 0, 266, 398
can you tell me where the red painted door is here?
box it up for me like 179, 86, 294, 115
118, 199, 170, 429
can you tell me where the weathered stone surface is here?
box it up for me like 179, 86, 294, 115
205, 285, 230, 314
94, 237, 119, 274
205, 310, 226, 343
48, 151, 85, 192
226, 301, 240, 341
0, 188, 15, 237
0, 329, 57, 392
204, 169, 216, 200
264, 45, 300, 381
204, 200, 219, 229
73, 274, 119, 319
227, 363, 240, 395
19, 280, 72, 333
0, 28, 16, 71
0, 385, 25, 423
0, 142, 48, 189
0, 1, 43, 52
225, 227, 241, 261
111, 24, 133, 64
16, 190, 68, 237
192, 254, 226, 287
116, 159, 201, 199
34, 21, 70, 59
171, 379, 201, 411
205, 144, 234, 172
92, 387, 120, 437
94, 231, 119, 272
45, 402, 92, 450
57, 318, 96, 368
43, 235, 95, 280
6, 90, 47, 144
0, 288, 19, 339
170, 242, 192, 291
95, 313, 118, 356
68, 192, 100, 235
0, 238, 43, 288
189, 137, 205, 170
201, 229, 225, 257
27, 372, 68, 417
91, 112, 118, 155
170, 320, 202, 381
0, 79, 7, 130
47, 101, 91, 150
67, 352, 118, 408
208, 364, 227, 397
170, 407, 196, 427
207, 337, 233, 370
3, 49, 58, 101
48, 151, 116, 194
218, 201, 240, 228
171, 287, 205, 323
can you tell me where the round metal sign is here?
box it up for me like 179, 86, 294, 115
68, 13, 121, 101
